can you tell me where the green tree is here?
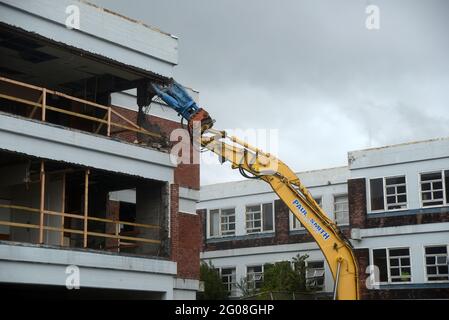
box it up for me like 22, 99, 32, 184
197, 261, 228, 300
235, 277, 257, 298
291, 253, 310, 293
262, 261, 298, 293
260, 253, 319, 297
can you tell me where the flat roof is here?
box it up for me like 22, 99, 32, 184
348, 136, 449, 154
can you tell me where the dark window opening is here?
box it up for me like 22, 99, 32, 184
445, 171, 449, 204
373, 249, 388, 282
0, 150, 168, 258
370, 178, 384, 211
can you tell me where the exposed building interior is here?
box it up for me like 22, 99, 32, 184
0, 0, 202, 300
0, 23, 169, 148
0, 150, 170, 257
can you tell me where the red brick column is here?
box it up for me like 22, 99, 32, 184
176, 213, 201, 279
170, 184, 179, 262
354, 248, 370, 300
197, 209, 207, 252
170, 183, 201, 280
110, 105, 200, 191
274, 199, 290, 244
348, 178, 367, 229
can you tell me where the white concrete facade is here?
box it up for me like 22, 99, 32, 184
0, 242, 177, 298
201, 166, 349, 239
349, 137, 449, 214
199, 167, 350, 295
0, 0, 178, 77
110, 187, 199, 216
199, 137, 449, 297
0, 113, 175, 182
201, 242, 335, 296
0, 0, 201, 299
349, 138, 449, 291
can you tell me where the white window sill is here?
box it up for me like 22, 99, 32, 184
425, 279, 449, 283
207, 234, 236, 240
245, 230, 274, 235
421, 203, 449, 209
368, 207, 409, 214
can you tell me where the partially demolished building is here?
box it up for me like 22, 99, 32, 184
0, 0, 201, 299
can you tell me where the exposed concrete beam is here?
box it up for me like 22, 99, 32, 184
0, 0, 178, 77
0, 242, 177, 295
201, 242, 321, 259
0, 113, 175, 182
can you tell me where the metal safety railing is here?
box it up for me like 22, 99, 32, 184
0, 76, 160, 141
0, 162, 162, 250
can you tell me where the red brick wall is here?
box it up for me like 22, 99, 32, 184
201, 199, 351, 252
355, 248, 449, 299
348, 178, 367, 229
354, 248, 370, 299
362, 287, 449, 299
109, 105, 202, 277
274, 199, 290, 244
198, 208, 207, 252
348, 177, 449, 229
365, 210, 449, 228
111, 105, 200, 190
201, 200, 318, 252
175, 163, 200, 191
170, 183, 201, 280
347, 178, 449, 299
170, 184, 179, 262
176, 213, 201, 279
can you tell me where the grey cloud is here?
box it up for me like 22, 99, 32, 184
90, 0, 449, 185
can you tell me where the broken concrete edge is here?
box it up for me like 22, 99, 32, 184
0, 241, 177, 274
0, 0, 178, 76
78, 0, 178, 39
0, 22, 172, 85
0, 112, 176, 182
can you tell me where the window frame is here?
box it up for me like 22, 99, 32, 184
419, 170, 449, 208
423, 244, 449, 283
245, 202, 275, 234
219, 266, 238, 297
290, 211, 305, 231
333, 193, 349, 226
246, 264, 264, 291
220, 208, 237, 237
208, 207, 236, 238
289, 197, 322, 231
370, 247, 413, 284
305, 260, 325, 291
367, 175, 409, 213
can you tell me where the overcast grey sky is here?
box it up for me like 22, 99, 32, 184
92, 0, 449, 185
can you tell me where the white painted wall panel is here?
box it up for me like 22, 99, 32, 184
0, 0, 177, 77
0, 114, 175, 182
349, 138, 449, 170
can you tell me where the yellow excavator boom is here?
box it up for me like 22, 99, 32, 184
151, 80, 359, 299
200, 128, 360, 300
